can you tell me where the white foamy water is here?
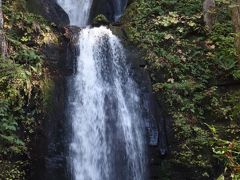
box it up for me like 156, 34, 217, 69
57, 1, 147, 180
57, 0, 93, 27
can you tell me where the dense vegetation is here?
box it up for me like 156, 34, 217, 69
0, 0, 59, 178
123, 0, 240, 179
0, 0, 239, 179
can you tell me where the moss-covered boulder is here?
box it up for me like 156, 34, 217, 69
92, 14, 110, 27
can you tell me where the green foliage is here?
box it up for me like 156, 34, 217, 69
1, 0, 59, 178
0, 61, 29, 156
206, 123, 240, 177
0, 160, 26, 179
210, 23, 237, 71
123, 0, 240, 178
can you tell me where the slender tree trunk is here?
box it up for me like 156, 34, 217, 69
0, 0, 6, 59
230, 0, 240, 63
203, 0, 216, 32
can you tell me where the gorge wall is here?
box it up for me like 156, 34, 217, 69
28, 0, 169, 180
2, 0, 239, 179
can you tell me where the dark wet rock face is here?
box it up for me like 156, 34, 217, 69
31, 35, 78, 179
26, 1, 76, 179
63, 26, 81, 44
31, 78, 70, 180
128, 46, 171, 180
27, 0, 70, 27
126, 45, 168, 152
42, 36, 76, 76
90, 0, 128, 23
30, 36, 77, 180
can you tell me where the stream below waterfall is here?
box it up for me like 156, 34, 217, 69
56, 0, 147, 179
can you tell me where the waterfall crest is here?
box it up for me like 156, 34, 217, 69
57, 0, 93, 27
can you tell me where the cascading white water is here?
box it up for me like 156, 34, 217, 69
57, 0, 93, 27
57, 1, 147, 180
69, 27, 146, 180
112, 0, 128, 21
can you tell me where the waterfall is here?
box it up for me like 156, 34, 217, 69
57, 0, 93, 27
112, 0, 128, 21
57, 1, 147, 180
69, 26, 146, 180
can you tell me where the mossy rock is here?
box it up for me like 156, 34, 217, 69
92, 14, 110, 27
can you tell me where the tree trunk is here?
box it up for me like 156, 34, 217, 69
0, 0, 6, 59
230, 0, 240, 63
203, 0, 216, 32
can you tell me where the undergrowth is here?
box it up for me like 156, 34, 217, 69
123, 0, 240, 179
0, 0, 58, 178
